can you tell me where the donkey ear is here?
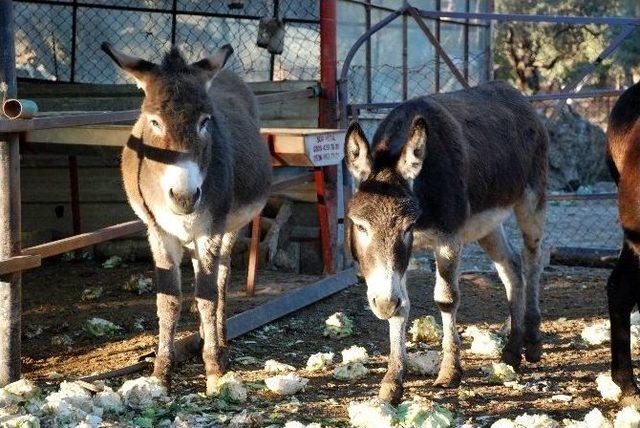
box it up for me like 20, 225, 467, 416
344, 121, 372, 184
191, 44, 234, 85
397, 116, 427, 181
101, 42, 156, 91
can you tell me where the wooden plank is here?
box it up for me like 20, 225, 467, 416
0, 86, 321, 133
228, 268, 356, 338
245, 216, 261, 296
0, 110, 139, 133
257, 87, 316, 104
21, 220, 145, 259
174, 268, 357, 360
26, 125, 132, 147
270, 172, 315, 193
0, 0, 22, 387
80, 267, 357, 382
0, 255, 41, 276
24, 126, 346, 168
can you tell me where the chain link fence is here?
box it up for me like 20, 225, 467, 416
13, 0, 320, 83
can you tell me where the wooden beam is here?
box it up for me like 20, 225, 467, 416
270, 171, 315, 193
22, 220, 145, 259
0, 255, 41, 276
245, 216, 261, 296
79, 268, 358, 382
0, 0, 22, 387
0, 88, 321, 133
228, 268, 356, 339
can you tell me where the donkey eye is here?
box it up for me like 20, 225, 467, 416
403, 227, 413, 241
199, 116, 211, 132
150, 119, 161, 129
355, 224, 367, 234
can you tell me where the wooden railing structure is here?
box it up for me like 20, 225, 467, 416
0, 0, 352, 388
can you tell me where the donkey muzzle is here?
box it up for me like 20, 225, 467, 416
371, 296, 401, 320
168, 187, 201, 215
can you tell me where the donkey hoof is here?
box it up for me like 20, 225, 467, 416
501, 347, 522, 369
152, 358, 173, 389
205, 375, 221, 396
379, 381, 403, 405
433, 367, 462, 388
524, 340, 542, 363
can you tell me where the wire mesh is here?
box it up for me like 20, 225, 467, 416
13, 0, 321, 83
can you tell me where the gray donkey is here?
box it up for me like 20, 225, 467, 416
344, 81, 547, 404
102, 43, 272, 394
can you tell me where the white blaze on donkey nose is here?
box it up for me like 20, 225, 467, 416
366, 266, 403, 319
162, 160, 204, 201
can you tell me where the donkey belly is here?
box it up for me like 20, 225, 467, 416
414, 206, 512, 249
225, 198, 268, 233
458, 206, 512, 243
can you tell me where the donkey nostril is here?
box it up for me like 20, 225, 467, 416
372, 297, 378, 307
194, 187, 201, 200
169, 188, 175, 199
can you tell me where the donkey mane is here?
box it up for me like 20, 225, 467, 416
159, 47, 192, 74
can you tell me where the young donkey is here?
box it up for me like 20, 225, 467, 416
345, 81, 547, 403
606, 81, 640, 407
102, 43, 272, 393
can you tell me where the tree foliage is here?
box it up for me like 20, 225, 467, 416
494, 0, 640, 94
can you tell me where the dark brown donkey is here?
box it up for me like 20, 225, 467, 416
606, 81, 640, 407
345, 81, 548, 403
102, 43, 272, 394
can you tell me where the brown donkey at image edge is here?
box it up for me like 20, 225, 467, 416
344, 81, 548, 404
102, 42, 272, 394
606, 81, 640, 407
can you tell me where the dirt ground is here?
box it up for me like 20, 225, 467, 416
19, 259, 624, 425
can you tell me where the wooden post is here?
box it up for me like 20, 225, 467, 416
319, 0, 341, 273
68, 155, 81, 235
0, 0, 22, 387
245, 216, 261, 296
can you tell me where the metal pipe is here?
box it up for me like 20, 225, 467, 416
414, 8, 640, 26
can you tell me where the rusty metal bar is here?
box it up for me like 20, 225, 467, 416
365, 0, 372, 104
463, 0, 470, 80
434, 0, 441, 92
407, 7, 470, 90
402, 11, 408, 100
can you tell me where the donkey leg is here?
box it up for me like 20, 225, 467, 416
609, 242, 640, 405
214, 231, 239, 371
478, 225, 525, 368
148, 226, 184, 388
514, 194, 545, 362
379, 285, 410, 404
433, 239, 463, 387
193, 234, 224, 395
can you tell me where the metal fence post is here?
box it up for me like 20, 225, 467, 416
0, 0, 22, 387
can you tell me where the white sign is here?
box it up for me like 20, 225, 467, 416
304, 131, 346, 167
